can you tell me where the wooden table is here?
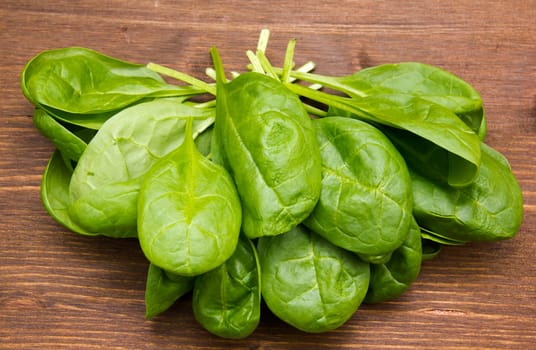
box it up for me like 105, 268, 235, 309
1, 1, 535, 349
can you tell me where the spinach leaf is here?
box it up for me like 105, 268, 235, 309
137, 118, 241, 276
193, 125, 213, 157
36, 106, 121, 131
33, 108, 89, 164
69, 179, 140, 238
420, 227, 466, 245
41, 150, 97, 236
21, 47, 201, 125
211, 47, 322, 238
68, 98, 214, 237
304, 117, 413, 262
375, 122, 480, 188
145, 263, 194, 319
287, 62, 485, 136
192, 235, 261, 339
364, 217, 422, 304
290, 83, 481, 187
257, 225, 370, 333
421, 239, 442, 261
477, 113, 487, 141
411, 143, 524, 242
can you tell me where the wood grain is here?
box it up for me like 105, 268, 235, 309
1, 1, 535, 349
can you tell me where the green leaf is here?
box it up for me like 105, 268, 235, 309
69, 179, 140, 238
376, 120, 479, 188
68, 98, 214, 237
341, 62, 484, 134
21, 47, 201, 119
420, 227, 467, 246
192, 236, 261, 339
421, 239, 442, 261
290, 83, 481, 187
257, 225, 370, 333
40, 150, 97, 236
304, 117, 413, 261
411, 143, 524, 242
364, 217, 422, 304
145, 263, 194, 319
137, 118, 241, 276
193, 125, 214, 157
286, 62, 485, 136
211, 47, 322, 238
33, 108, 89, 163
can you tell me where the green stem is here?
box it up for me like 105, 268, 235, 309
284, 69, 367, 97
257, 50, 279, 81
281, 38, 296, 84
246, 50, 264, 74
205, 67, 239, 82
184, 115, 195, 149
256, 29, 270, 53
245, 61, 317, 81
210, 46, 227, 86
303, 103, 328, 117
286, 83, 375, 122
147, 62, 216, 96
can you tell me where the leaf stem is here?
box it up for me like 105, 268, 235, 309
205, 67, 239, 82
284, 69, 367, 97
247, 50, 264, 74
147, 62, 216, 96
257, 50, 279, 81
281, 38, 296, 84
303, 104, 328, 117
184, 115, 194, 146
286, 83, 375, 122
210, 46, 227, 86
257, 29, 270, 53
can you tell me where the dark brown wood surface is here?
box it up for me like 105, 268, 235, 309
1, 1, 535, 349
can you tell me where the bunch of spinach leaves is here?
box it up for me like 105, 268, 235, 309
21, 29, 523, 338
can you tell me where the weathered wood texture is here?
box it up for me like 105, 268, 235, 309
1, 1, 535, 349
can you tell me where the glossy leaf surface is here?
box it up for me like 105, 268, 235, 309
213, 56, 322, 238
137, 119, 241, 276
33, 108, 89, 163
364, 217, 422, 303
21, 47, 200, 118
257, 225, 370, 333
412, 143, 524, 242
348, 64, 486, 140
145, 264, 194, 319
288, 84, 481, 187
69, 179, 140, 238
41, 150, 97, 236
192, 236, 261, 339
304, 117, 413, 260
193, 125, 213, 157
68, 98, 214, 237
288, 62, 485, 136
